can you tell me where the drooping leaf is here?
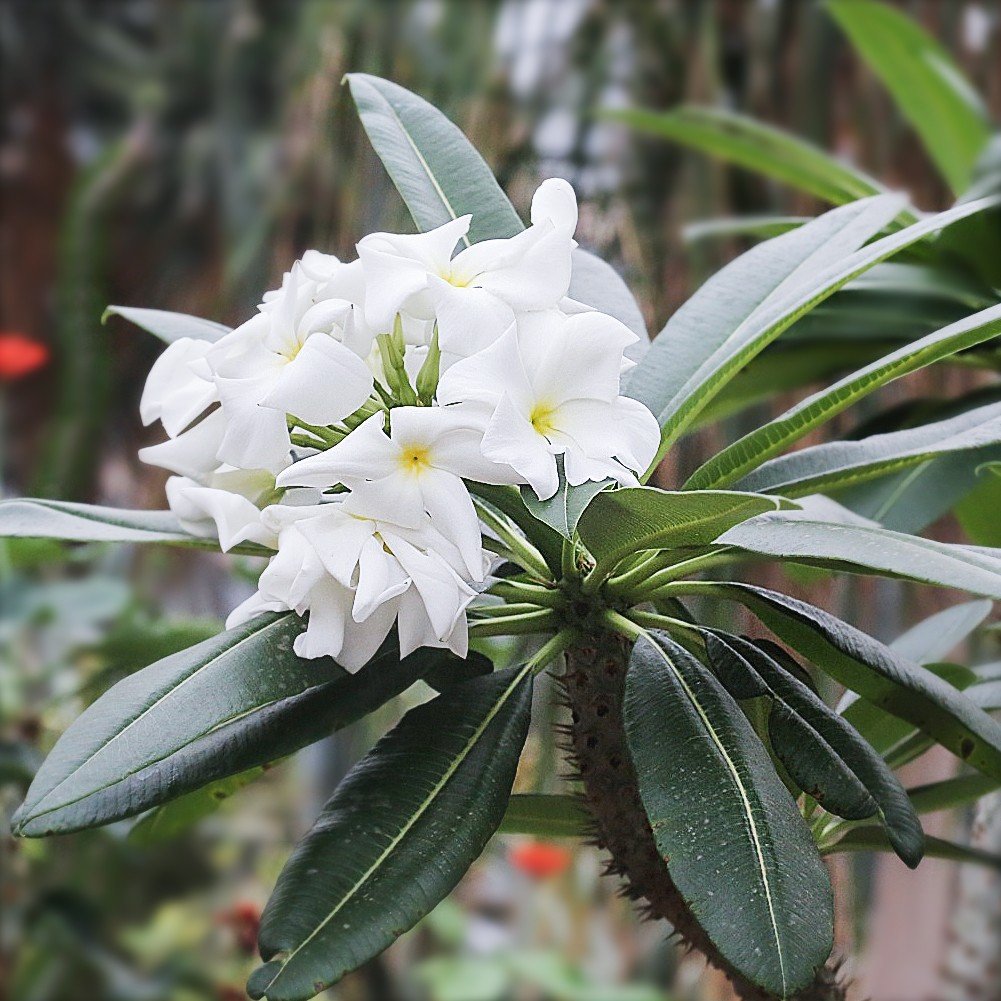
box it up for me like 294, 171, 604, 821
568, 247, 649, 349
577, 487, 788, 575
103, 305, 231, 344
707, 633, 923, 866
0, 498, 271, 556
827, 0, 992, 195
624, 630, 833, 998
732, 400, 1001, 497
247, 667, 533, 1001
823, 828, 1001, 871
717, 510, 1001, 600
673, 583, 1001, 782
498, 794, 590, 838
606, 105, 890, 207
12, 615, 457, 835
686, 303, 1001, 490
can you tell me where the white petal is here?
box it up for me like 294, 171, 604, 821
530, 177, 578, 236
139, 409, 226, 479
140, 338, 217, 436
165, 478, 277, 552
278, 412, 395, 489
338, 597, 398, 671
418, 467, 485, 581
214, 374, 292, 474
296, 508, 374, 587
426, 277, 514, 361
436, 323, 532, 412
226, 590, 288, 630
293, 577, 351, 661
352, 536, 410, 620
260, 335, 373, 426
481, 393, 559, 499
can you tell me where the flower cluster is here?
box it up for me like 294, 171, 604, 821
140, 180, 659, 669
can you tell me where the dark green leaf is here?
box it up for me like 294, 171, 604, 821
681, 583, 1001, 782
907, 773, 1001, 816
709, 634, 923, 866
248, 667, 533, 1001
521, 466, 614, 540
13, 614, 454, 835
624, 631, 833, 998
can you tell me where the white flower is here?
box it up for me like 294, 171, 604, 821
226, 498, 477, 670
436, 309, 660, 499
208, 257, 376, 473
165, 467, 280, 552
277, 407, 504, 580
358, 178, 578, 363
139, 337, 218, 437
139, 408, 228, 481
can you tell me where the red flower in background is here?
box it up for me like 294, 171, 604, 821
0, 333, 50, 380
216, 901, 261, 954
508, 840, 573, 880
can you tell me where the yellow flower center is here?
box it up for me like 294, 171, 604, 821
530, 403, 559, 437
399, 445, 432, 473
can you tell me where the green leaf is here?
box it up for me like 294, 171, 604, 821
521, 467, 614, 540
679, 583, 1001, 782
707, 633, 923, 867
345, 73, 522, 245
577, 486, 788, 574
683, 216, 811, 243
568, 248, 648, 347
0, 498, 271, 556
823, 828, 1001, 871
907, 773, 1001, 816
128, 766, 266, 845
686, 303, 1001, 490
12, 614, 451, 835
827, 0, 991, 195
627, 195, 996, 467
606, 105, 889, 206
717, 509, 1001, 600
103, 305, 230, 344
732, 400, 1001, 497
624, 631, 833, 998
248, 666, 533, 1001
890, 600, 992, 665
498, 794, 589, 838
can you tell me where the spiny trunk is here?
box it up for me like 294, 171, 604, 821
560, 631, 847, 1001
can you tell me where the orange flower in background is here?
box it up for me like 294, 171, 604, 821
508, 840, 573, 880
0, 333, 50, 380
216, 901, 261, 954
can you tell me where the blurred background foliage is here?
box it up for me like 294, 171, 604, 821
2, 2, 1000, 1000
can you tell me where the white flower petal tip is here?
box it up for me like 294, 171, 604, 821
530, 177, 578, 237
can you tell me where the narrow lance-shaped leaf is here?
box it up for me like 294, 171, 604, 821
247, 666, 533, 1001
828, 0, 991, 195
13, 614, 465, 835
604, 105, 893, 208
520, 462, 614, 540
717, 509, 1001, 601
103, 305, 231, 344
732, 400, 1001, 497
624, 630, 833, 998
629, 195, 996, 468
0, 498, 271, 556
673, 583, 1001, 783
686, 303, 1001, 490
498, 794, 590, 838
823, 829, 1001, 872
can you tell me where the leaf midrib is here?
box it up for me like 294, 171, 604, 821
639, 632, 788, 996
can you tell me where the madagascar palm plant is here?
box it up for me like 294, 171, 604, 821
4, 68, 1001, 1001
